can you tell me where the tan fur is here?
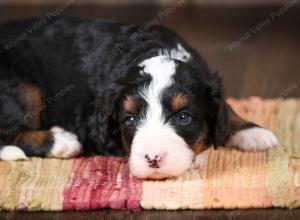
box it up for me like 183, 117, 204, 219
172, 93, 188, 112
123, 95, 137, 114
193, 125, 209, 155
14, 131, 52, 148
21, 84, 43, 129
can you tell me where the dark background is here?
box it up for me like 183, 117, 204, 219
0, 0, 300, 219
1, 0, 299, 98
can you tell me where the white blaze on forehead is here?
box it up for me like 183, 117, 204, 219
138, 56, 176, 128
159, 44, 191, 63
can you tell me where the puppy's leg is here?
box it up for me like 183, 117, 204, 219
225, 106, 278, 151
0, 127, 82, 161
0, 81, 82, 160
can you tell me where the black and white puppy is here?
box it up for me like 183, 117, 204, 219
0, 17, 278, 179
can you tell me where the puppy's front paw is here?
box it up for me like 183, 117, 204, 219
226, 127, 278, 151
0, 146, 28, 161
50, 127, 82, 158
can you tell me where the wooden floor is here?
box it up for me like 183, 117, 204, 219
1, 209, 300, 220
0, 4, 300, 220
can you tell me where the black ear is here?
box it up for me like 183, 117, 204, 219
205, 72, 229, 149
89, 81, 125, 153
89, 66, 142, 153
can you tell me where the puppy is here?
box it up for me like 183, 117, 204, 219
0, 17, 278, 179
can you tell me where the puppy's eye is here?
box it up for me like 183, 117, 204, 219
176, 112, 191, 125
124, 116, 136, 129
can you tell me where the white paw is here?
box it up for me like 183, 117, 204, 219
51, 126, 65, 133
0, 146, 28, 161
191, 152, 207, 169
226, 127, 278, 151
50, 127, 82, 158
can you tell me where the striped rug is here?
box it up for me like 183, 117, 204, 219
0, 97, 299, 211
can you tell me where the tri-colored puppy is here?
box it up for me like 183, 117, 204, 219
0, 17, 278, 179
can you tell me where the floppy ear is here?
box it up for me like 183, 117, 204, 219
89, 66, 142, 152
89, 81, 125, 153
205, 72, 229, 149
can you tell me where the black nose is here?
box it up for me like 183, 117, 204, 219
144, 154, 163, 168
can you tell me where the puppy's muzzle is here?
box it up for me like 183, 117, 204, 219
144, 154, 164, 169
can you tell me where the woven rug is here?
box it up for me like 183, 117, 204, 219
0, 97, 299, 211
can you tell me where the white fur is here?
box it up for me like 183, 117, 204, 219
50, 127, 82, 158
131, 57, 193, 179
0, 146, 28, 161
51, 126, 65, 133
138, 56, 176, 129
159, 44, 191, 63
226, 127, 278, 151
191, 152, 207, 169
129, 127, 194, 179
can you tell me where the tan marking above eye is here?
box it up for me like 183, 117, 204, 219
123, 95, 137, 113
172, 93, 188, 112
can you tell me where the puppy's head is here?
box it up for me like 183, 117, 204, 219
112, 56, 228, 179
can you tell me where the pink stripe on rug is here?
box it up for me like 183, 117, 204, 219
63, 156, 142, 210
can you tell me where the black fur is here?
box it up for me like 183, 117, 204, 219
0, 17, 230, 156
